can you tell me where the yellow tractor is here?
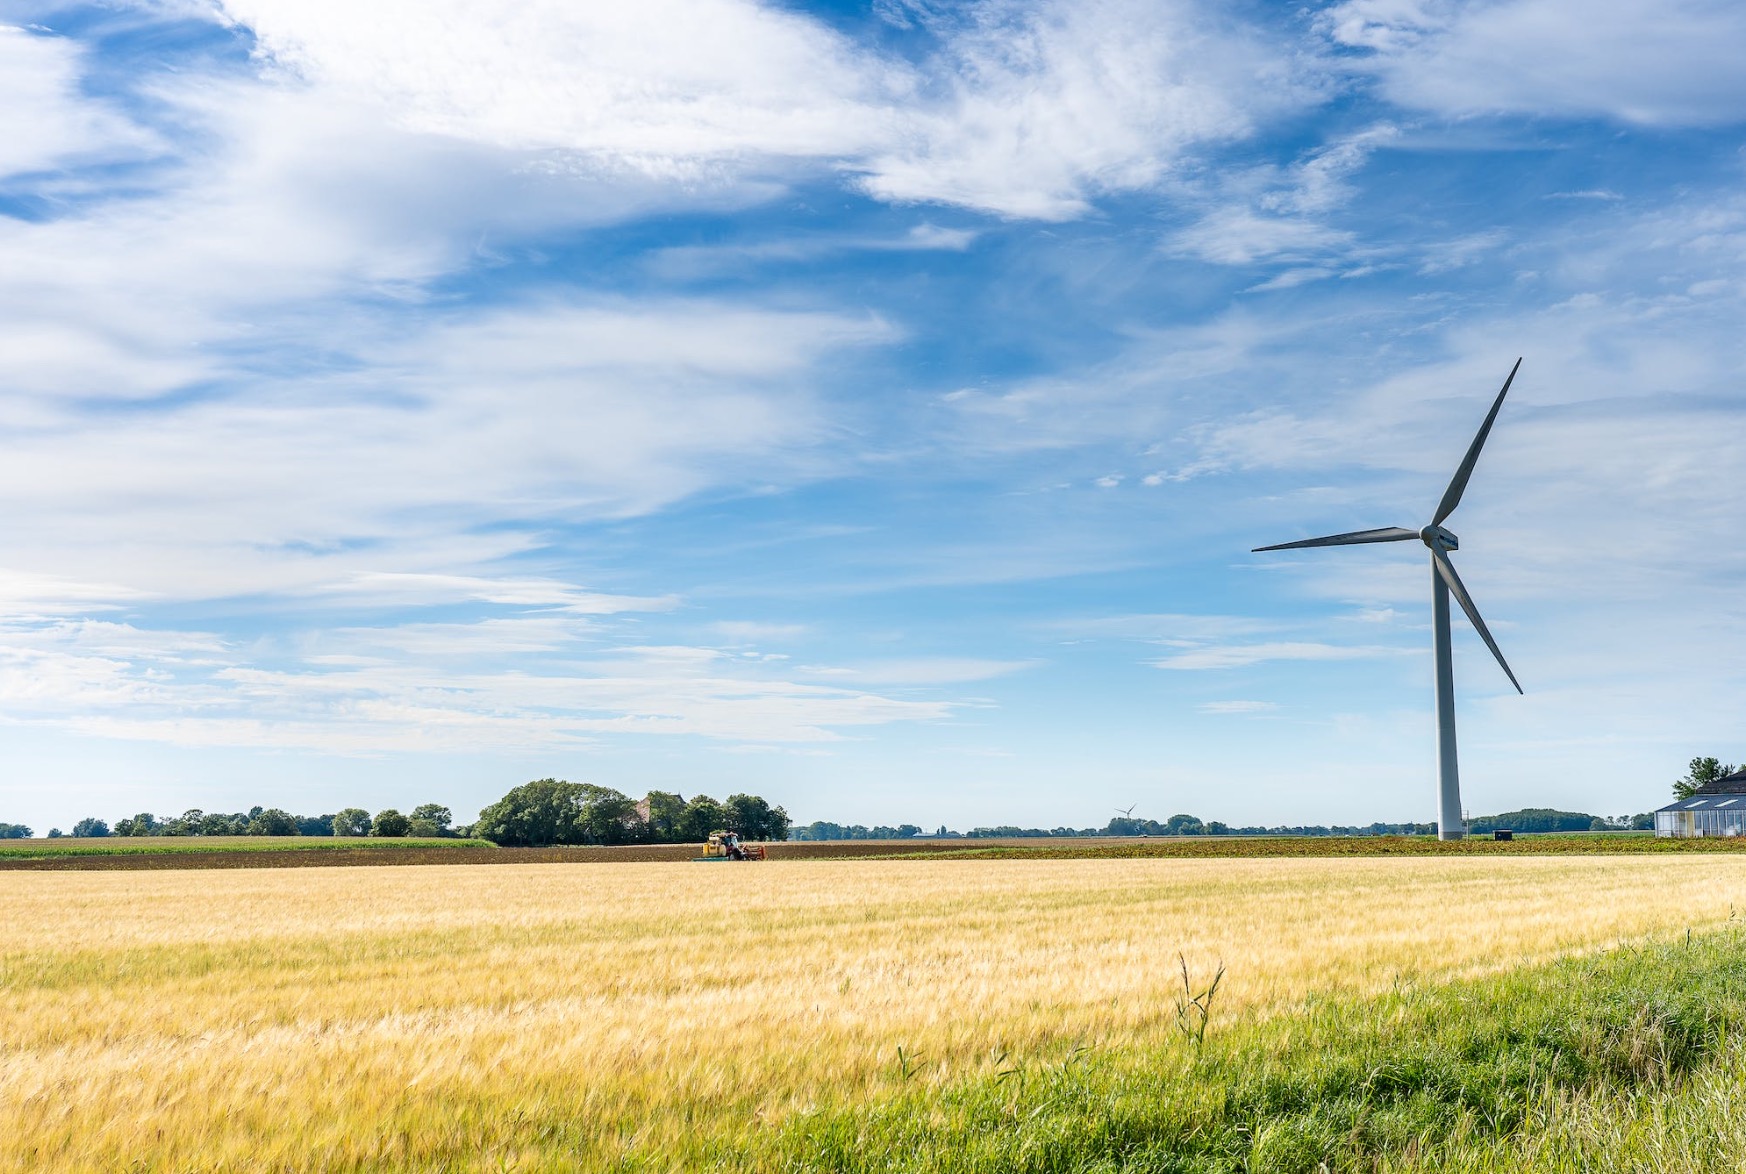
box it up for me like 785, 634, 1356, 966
695, 830, 767, 861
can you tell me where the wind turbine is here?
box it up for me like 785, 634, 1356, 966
1253, 359, 1524, 841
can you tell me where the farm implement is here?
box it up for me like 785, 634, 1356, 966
694, 830, 766, 861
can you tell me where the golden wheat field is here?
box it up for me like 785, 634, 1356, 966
4, 855, 1745, 1171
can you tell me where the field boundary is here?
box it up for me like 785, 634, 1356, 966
870, 834, 1746, 860
3, 832, 1742, 869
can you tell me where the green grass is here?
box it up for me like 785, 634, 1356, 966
702, 925, 1746, 1173
0, 836, 492, 859
881, 832, 1730, 860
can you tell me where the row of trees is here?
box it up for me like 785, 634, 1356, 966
791, 822, 932, 841
794, 809, 1655, 840
23, 756, 1718, 844
32, 784, 791, 845
70, 805, 460, 839
788, 815, 1443, 839
472, 781, 790, 847
1468, 809, 1652, 834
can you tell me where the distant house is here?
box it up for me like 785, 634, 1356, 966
1655, 770, 1746, 837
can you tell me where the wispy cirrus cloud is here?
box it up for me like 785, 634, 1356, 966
1197, 699, 1278, 713
1152, 641, 1406, 670
218, 0, 1313, 221
321, 575, 677, 613
0, 292, 891, 602
857, 0, 1304, 218
0, 25, 159, 177
0, 614, 959, 752
803, 657, 1036, 685
1321, 0, 1746, 125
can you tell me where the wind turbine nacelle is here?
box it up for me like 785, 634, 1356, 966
1419, 524, 1459, 550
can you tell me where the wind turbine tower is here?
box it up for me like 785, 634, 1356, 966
1253, 360, 1524, 840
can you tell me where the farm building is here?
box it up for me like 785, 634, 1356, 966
1656, 769, 1746, 837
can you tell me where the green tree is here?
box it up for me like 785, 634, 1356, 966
332, 808, 372, 837
115, 812, 158, 837
1674, 756, 1738, 799
1469, 809, 1597, 834
574, 785, 639, 844
159, 809, 204, 836
474, 780, 574, 846
642, 791, 687, 842
472, 780, 642, 847
370, 809, 411, 837
722, 793, 791, 841
0, 823, 32, 839
723, 793, 768, 837
246, 808, 299, 836
201, 811, 243, 835
72, 817, 109, 838
677, 794, 726, 842
410, 804, 452, 835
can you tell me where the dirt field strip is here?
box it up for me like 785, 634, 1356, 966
4, 855, 1746, 1170
5, 833, 1743, 870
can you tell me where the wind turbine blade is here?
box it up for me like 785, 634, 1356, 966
1432, 358, 1521, 526
1431, 549, 1523, 694
1253, 527, 1419, 552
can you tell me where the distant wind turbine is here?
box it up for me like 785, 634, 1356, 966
1115, 804, 1137, 819
1253, 359, 1524, 841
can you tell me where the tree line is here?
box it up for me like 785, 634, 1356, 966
18, 756, 1716, 843
792, 807, 1654, 841
23, 781, 791, 848
56, 805, 462, 840
473, 780, 790, 847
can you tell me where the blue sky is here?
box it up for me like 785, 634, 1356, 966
3, 0, 1745, 832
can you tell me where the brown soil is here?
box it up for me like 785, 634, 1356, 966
0, 838, 1117, 871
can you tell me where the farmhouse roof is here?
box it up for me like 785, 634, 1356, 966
1693, 768, 1746, 796
1656, 788, 1746, 815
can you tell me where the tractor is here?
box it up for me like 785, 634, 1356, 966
695, 830, 766, 861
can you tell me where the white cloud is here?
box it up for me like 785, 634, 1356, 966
1322, 0, 1746, 125
323, 575, 675, 613
1259, 124, 1400, 216
902, 223, 979, 250
222, 0, 898, 171
0, 25, 158, 178
1169, 125, 1399, 272
1246, 266, 1340, 291
1152, 641, 1406, 670
712, 621, 810, 644
1197, 699, 1278, 713
1170, 208, 1354, 266
858, 0, 1294, 219
0, 293, 890, 604
817, 657, 1035, 685
0, 615, 959, 752
216, 0, 1308, 221
1041, 613, 1276, 641
0, 569, 149, 614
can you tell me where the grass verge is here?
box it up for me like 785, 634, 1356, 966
880, 833, 1743, 859
0, 836, 491, 859
737, 926, 1746, 1173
